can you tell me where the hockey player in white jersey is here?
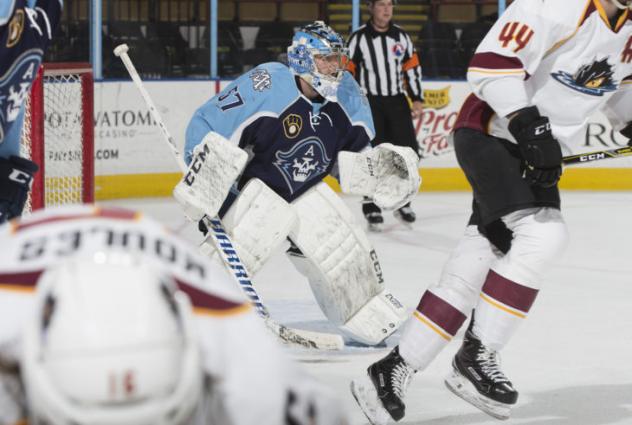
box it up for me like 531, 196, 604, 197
0, 0, 62, 224
173, 21, 421, 346
0, 205, 348, 425
350, 0, 632, 423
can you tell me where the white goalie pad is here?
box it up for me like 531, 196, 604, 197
287, 182, 408, 345
338, 143, 421, 211
173, 132, 248, 222
340, 290, 408, 345
200, 178, 297, 276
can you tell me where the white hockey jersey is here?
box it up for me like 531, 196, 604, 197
0, 205, 345, 425
455, 0, 632, 150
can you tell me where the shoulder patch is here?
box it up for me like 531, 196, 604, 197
249, 67, 272, 92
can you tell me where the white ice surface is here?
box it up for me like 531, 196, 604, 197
102, 192, 632, 425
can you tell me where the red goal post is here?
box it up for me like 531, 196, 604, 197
20, 62, 94, 212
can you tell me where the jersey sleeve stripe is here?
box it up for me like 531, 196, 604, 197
12, 207, 141, 233
175, 278, 250, 315
0, 270, 43, 291
468, 68, 526, 76
469, 52, 524, 71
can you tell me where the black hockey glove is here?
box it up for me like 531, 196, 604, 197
478, 219, 513, 255
621, 122, 632, 146
508, 106, 562, 188
0, 156, 39, 224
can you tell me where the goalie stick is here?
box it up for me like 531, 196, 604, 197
113, 43, 344, 350
562, 145, 632, 165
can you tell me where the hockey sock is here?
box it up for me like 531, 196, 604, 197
399, 290, 467, 371
472, 270, 539, 351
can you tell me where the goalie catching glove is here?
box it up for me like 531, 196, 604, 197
338, 143, 421, 211
173, 132, 248, 222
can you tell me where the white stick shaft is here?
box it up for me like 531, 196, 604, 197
115, 46, 187, 172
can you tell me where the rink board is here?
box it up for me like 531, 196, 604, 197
91, 80, 632, 199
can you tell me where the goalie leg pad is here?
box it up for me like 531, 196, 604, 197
340, 290, 408, 345
287, 182, 407, 344
200, 178, 297, 276
173, 131, 248, 222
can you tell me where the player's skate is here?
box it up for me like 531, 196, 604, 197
444, 323, 518, 420
350, 347, 416, 424
393, 203, 416, 226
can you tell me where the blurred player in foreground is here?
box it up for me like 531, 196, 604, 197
350, 0, 632, 422
174, 21, 421, 346
0, 205, 348, 425
0, 0, 62, 224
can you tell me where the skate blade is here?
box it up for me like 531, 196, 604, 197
444, 369, 512, 420
350, 375, 393, 425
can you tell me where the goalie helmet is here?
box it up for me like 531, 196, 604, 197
287, 21, 348, 102
22, 253, 203, 425
612, 0, 632, 9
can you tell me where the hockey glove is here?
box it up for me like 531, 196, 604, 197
621, 122, 632, 146
0, 156, 39, 224
508, 106, 562, 188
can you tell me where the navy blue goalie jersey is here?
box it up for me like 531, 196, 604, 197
0, 0, 62, 158
185, 63, 375, 202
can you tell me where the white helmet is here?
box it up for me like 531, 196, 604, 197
22, 252, 203, 425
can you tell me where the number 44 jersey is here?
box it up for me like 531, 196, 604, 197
184, 62, 375, 203
454, 0, 632, 150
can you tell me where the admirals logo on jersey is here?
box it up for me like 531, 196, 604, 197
551, 58, 618, 96
0, 50, 42, 143
273, 138, 331, 193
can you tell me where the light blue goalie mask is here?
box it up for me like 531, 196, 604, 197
287, 21, 348, 102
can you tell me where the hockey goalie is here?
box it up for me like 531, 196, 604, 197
172, 21, 422, 346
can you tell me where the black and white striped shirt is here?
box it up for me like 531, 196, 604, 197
347, 22, 424, 101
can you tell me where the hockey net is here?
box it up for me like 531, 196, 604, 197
20, 62, 94, 212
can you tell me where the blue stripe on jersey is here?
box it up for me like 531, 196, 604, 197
184, 63, 300, 164
0, 0, 16, 26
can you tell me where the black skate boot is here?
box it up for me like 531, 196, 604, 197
362, 198, 384, 232
393, 203, 416, 225
444, 321, 518, 420
351, 347, 416, 424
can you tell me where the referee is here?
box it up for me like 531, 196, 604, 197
347, 0, 423, 231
